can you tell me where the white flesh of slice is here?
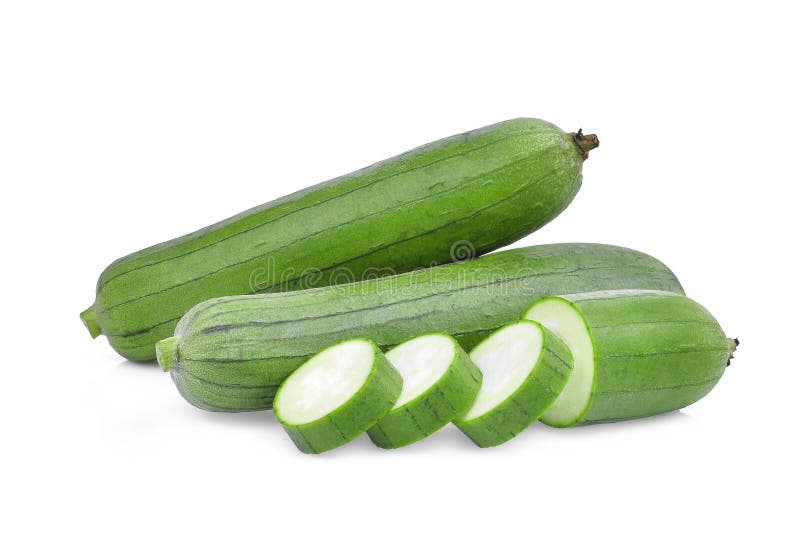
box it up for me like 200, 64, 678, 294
461, 322, 543, 421
386, 334, 455, 409
275, 339, 374, 425
524, 299, 594, 426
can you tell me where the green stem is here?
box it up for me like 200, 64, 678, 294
156, 337, 181, 372
80, 305, 102, 339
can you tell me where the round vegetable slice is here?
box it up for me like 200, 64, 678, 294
523, 289, 735, 427
273, 338, 402, 454
453, 321, 573, 447
367, 333, 482, 449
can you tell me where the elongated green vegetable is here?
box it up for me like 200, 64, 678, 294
367, 333, 482, 449
82, 118, 599, 361
274, 338, 402, 454
523, 290, 735, 427
156, 243, 683, 412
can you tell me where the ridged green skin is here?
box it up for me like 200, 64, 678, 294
274, 339, 402, 454
367, 334, 482, 449
156, 243, 684, 412
454, 321, 573, 447
524, 290, 732, 426
82, 118, 593, 362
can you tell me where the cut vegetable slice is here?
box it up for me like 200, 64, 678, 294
367, 333, 482, 449
274, 338, 401, 454
453, 321, 573, 447
523, 289, 734, 427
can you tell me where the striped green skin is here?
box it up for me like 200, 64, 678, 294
367, 334, 482, 449
274, 339, 402, 454
155, 243, 684, 412
81, 118, 595, 362
454, 321, 573, 447
523, 290, 732, 426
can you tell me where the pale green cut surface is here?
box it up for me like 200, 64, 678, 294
386, 334, 456, 409
274, 339, 375, 425
462, 322, 543, 420
524, 299, 593, 426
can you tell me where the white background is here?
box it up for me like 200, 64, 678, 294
2, 1, 797, 532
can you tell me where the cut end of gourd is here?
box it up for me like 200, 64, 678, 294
523, 297, 594, 427
571, 129, 600, 160
80, 305, 102, 339
156, 337, 181, 372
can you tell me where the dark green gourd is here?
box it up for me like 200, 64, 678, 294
82, 118, 598, 361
